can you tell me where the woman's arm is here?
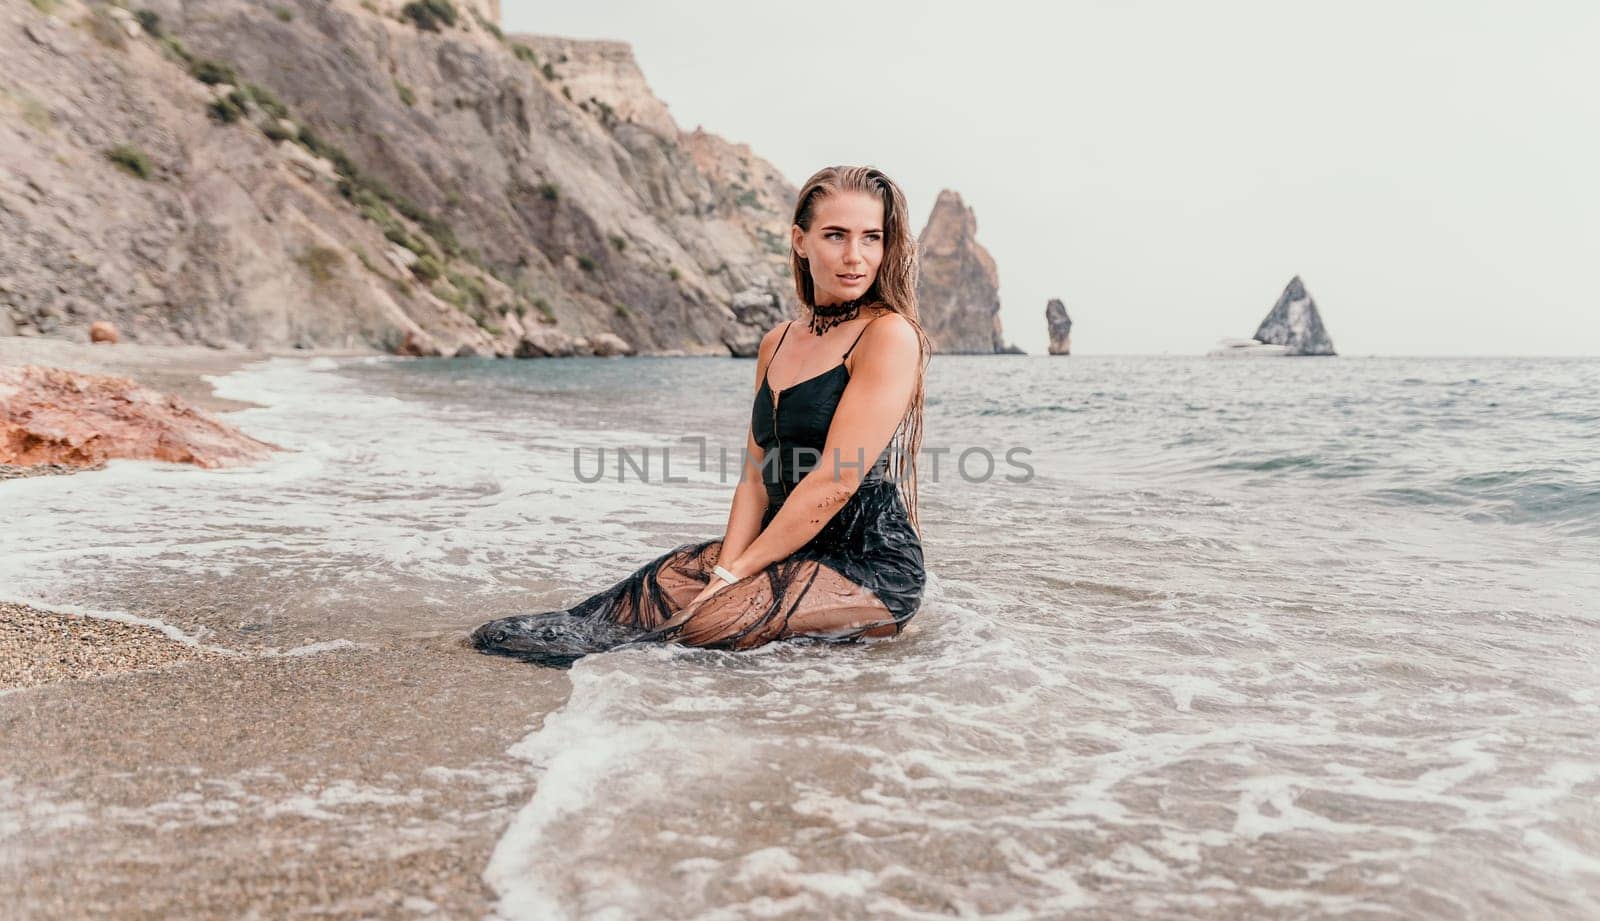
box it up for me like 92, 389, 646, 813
713, 323, 788, 565
720, 314, 921, 578
714, 423, 770, 565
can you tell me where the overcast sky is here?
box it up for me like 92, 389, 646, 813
505, 1, 1598, 356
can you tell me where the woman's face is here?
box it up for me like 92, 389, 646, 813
792, 191, 885, 307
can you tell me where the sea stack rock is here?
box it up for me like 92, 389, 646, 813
915, 190, 1007, 354
1254, 276, 1336, 355
1046, 299, 1072, 355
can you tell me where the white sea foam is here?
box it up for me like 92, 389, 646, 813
268, 639, 361, 657
0, 357, 724, 642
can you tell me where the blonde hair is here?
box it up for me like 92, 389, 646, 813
790, 165, 933, 536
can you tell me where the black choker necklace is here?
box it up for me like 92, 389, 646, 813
807, 294, 875, 335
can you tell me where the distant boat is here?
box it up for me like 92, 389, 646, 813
1206, 338, 1292, 358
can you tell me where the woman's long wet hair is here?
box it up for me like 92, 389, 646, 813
790, 166, 933, 536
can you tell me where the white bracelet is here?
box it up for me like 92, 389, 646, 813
712, 564, 740, 587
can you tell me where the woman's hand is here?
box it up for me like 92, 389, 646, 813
686, 556, 753, 609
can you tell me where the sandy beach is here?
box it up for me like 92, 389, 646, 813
0, 338, 565, 918
0, 602, 222, 691
1, 336, 274, 686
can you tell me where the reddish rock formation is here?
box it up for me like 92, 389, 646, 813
0, 365, 277, 469
89, 321, 120, 344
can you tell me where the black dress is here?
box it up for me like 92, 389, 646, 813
470, 316, 927, 667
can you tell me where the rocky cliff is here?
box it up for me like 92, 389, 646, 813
1253, 275, 1337, 356
1046, 298, 1071, 355
915, 189, 1011, 354
0, 0, 799, 356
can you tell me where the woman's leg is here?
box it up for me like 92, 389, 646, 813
647, 559, 900, 650
471, 543, 899, 664
558, 539, 723, 629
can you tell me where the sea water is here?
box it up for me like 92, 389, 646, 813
2, 354, 1597, 918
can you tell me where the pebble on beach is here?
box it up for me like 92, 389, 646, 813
0, 602, 221, 691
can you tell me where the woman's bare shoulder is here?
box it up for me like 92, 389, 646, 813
757, 320, 791, 362
857, 310, 919, 353
845, 311, 919, 382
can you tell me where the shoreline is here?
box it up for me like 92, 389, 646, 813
0, 336, 549, 914
0, 335, 276, 414
1, 336, 280, 683
0, 336, 392, 407
0, 336, 363, 482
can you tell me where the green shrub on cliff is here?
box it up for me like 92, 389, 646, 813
297, 246, 344, 284
511, 43, 538, 65
400, 0, 457, 32
262, 120, 295, 142
207, 91, 249, 124
134, 10, 163, 37
352, 247, 379, 275
104, 144, 153, 180
447, 271, 489, 308
190, 58, 238, 86
394, 80, 416, 107
244, 84, 288, 121
159, 35, 194, 67
412, 254, 444, 282
432, 281, 467, 309
274, 5, 293, 22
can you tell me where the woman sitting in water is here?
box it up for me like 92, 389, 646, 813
471, 165, 932, 667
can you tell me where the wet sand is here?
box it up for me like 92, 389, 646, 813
1, 638, 566, 920
0, 336, 570, 918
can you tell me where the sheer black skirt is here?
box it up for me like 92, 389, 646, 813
470, 480, 926, 668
